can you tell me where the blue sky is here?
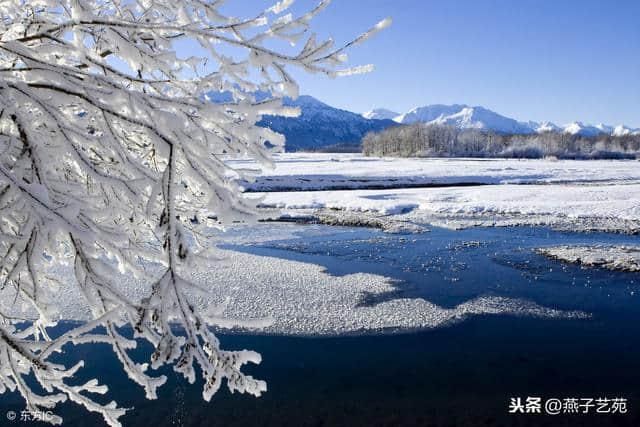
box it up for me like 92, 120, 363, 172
247, 0, 639, 127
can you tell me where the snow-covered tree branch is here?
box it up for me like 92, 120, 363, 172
0, 1, 389, 425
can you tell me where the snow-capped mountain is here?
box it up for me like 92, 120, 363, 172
366, 103, 639, 137
562, 122, 606, 137
612, 125, 638, 137
391, 104, 535, 134
546, 121, 639, 136
392, 104, 467, 125
259, 96, 395, 151
595, 123, 614, 134
427, 106, 536, 134
362, 108, 399, 120
205, 90, 396, 151
535, 121, 562, 133
207, 89, 639, 151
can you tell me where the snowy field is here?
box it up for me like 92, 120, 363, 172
262, 183, 640, 224
242, 153, 640, 234
234, 153, 640, 191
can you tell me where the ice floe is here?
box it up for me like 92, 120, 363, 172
537, 245, 640, 272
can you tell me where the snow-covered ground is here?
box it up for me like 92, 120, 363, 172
262, 183, 640, 219
537, 246, 640, 272
234, 153, 640, 191
240, 153, 640, 234
261, 183, 640, 232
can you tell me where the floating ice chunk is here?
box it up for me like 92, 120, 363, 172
537, 245, 640, 272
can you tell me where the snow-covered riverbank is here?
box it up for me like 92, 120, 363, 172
262, 182, 640, 233
241, 153, 640, 234
234, 153, 640, 191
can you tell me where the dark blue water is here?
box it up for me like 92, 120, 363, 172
2, 225, 639, 427
227, 225, 639, 317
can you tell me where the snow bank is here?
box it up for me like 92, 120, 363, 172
261, 183, 640, 233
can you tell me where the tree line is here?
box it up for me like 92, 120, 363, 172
362, 123, 640, 159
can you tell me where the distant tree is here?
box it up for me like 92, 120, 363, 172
362, 122, 640, 159
0, 1, 389, 425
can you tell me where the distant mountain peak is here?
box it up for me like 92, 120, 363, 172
536, 121, 561, 133
393, 104, 469, 125
362, 108, 399, 120
562, 122, 604, 136
613, 124, 634, 137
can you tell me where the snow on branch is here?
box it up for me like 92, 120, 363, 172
0, 0, 389, 425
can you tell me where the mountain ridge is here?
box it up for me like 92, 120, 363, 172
258, 95, 396, 152
366, 104, 639, 137
205, 90, 638, 151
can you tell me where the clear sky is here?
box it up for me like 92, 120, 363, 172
260, 0, 639, 127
